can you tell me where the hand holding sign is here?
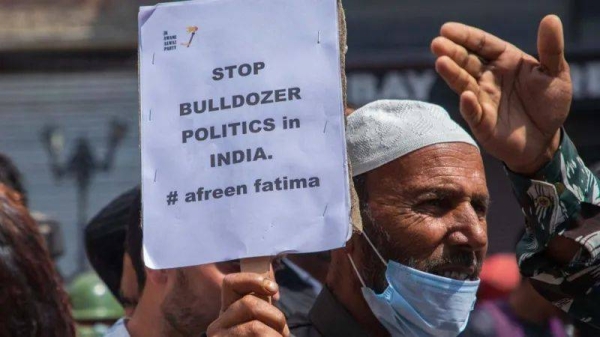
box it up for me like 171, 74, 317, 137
206, 273, 289, 337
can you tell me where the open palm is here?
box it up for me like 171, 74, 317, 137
431, 15, 572, 175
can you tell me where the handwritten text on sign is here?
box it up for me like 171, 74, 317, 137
139, 0, 350, 269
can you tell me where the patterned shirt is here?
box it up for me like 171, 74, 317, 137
507, 131, 600, 328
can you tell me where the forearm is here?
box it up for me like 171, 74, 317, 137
507, 129, 600, 268
507, 130, 600, 325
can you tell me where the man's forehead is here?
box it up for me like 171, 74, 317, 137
366, 143, 487, 194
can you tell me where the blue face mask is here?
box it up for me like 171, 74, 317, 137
347, 232, 480, 337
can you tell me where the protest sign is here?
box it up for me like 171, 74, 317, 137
139, 0, 350, 269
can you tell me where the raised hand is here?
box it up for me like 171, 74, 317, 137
206, 273, 289, 337
431, 15, 572, 175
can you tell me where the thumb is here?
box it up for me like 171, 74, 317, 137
537, 15, 567, 76
221, 273, 278, 312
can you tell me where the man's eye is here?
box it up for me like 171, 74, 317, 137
425, 199, 442, 207
416, 198, 447, 211
471, 201, 488, 216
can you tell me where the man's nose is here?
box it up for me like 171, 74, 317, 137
446, 202, 488, 251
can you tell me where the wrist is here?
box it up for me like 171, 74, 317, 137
505, 130, 561, 177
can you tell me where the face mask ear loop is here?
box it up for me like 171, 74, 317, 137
346, 253, 367, 288
361, 230, 388, 267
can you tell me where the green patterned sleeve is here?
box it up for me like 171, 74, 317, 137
506, 130, 600, 326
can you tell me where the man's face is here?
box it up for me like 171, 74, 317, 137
160, 261, 239, 336
359, 143, 489, 291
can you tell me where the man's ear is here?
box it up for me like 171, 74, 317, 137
145, 267, 169, 286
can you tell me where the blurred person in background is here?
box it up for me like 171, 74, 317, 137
0, 184, 75, 337
461, 251, 571, 337
0, 152, 65, 268
0, 152, 28, 206
106, 188, 231, 337
82, 186, 151, 337
475, 253, 521, 303
105, 187, 325, 337
68, 272, 124, 337
106, 186, 224, 337
477, 253, 521, 303
85, 186, 142, 316
462, 279, 571, 337
143, 258, 242, 337
105, 188, 159, 337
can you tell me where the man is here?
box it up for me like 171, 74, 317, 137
108, 205, 324, 337
208, 15, 599, 336
209, 99, 487, 337
145, 260, 241, 336
106, 189, 270, 337
104, 188, 153, 337
85, 186, 141, 313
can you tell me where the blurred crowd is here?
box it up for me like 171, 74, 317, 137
1, 151, 599, 337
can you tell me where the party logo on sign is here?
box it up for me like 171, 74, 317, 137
181, 26, 199, 48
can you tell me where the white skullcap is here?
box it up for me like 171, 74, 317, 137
347, 100, 478, 177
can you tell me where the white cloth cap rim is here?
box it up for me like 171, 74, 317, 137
347, 99, 478, 177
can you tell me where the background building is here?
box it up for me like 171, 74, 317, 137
0, 0, 598, 277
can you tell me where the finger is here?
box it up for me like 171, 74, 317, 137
221, 273, 279, 311
440, 22, 508, 61
431, 36, 485, 78
208, 321, 283, 337
460, 91, 497, 144
435, 56, 480, 95
459, 91, 483, 129
266, 263, 280, 302
217, 295, 288, 333
537, 15, 567, 76
229, 321, 283, 337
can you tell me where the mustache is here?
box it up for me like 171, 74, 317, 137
407, 252, 481, 278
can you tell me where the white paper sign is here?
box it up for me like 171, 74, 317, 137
139, 0, 350, 269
